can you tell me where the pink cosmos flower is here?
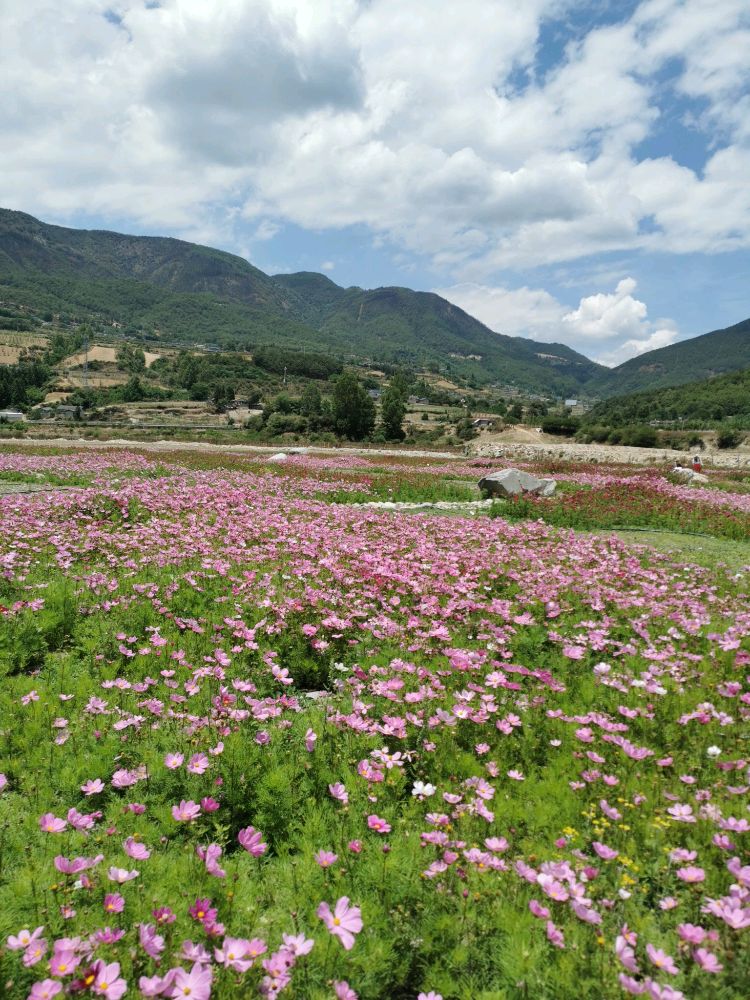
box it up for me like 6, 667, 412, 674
92, 960, 127, 999
546, 921, 565, 949
171, 800, 201, 823
139, 973, 175, 997
676, 866, 704, 883
124, 836, 150, 860
28, 981, 62, 1000
593, 841, 618, 861
164, 753, 184, 770
49, 948, 80, 977
169, 963, 212, 1000
81, 779, 105, 796
315, 850, 338, 868
104, 893, 125, 914
529, 900, 550, 919
187, 753, 209, 775
214, 937, 256, 972
281, 933, 313, 957
7, 927, 44, 950
238, 825, 267, 856
139, 923, 165, 961
693, 948, 723, 973
200, 797, 220, 812
418, 994, 443, 1000
334, 982, 358, 1000
367, 814, 391, 834
39, 813, 66, 833
107, 867, 139, 883
676, 924, 705, 944
305, 729, 317, 752
646, 944, 678, 975
23, 939, 48, 967
329, 782, 349, 804
317, 896, 363, 950
196, 843, 226, 878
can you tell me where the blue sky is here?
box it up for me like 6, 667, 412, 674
2, 0, 749, 366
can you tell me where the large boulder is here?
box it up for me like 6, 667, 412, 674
671, 466, 709, 484
268, 453, 288, 463
478, 468, 556, 498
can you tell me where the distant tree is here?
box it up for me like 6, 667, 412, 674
717, 429, 744, 449
380, 382, 407, 440
300, 384, 322, 418
211, 382, 234, 413
116, 343, 146, 374
332, 373, 375, 440
122, 376, 147, 403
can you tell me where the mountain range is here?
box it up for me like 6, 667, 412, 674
0, 208, 747, 399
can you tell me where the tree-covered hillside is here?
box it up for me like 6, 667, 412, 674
589, 317, 750, 396
0, 208, 604, 395
583, 367, 750, 428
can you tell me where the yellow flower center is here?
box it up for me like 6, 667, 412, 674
333, 917, 341, 925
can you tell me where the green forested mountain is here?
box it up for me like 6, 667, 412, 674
2, 208, 749, 400
584, 367, 750, 428
0, 208, 602, 394
589, 318, 750, 396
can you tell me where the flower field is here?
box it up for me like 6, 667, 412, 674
0, 446, 748, 999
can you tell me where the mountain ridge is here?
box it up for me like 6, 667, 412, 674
1, 208, 748, 399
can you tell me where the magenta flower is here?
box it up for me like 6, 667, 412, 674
200, 797, 220, 813
189, 898, 217, 924
367, 814, 391, 834
317, 896, 363, 950
171, 800, 201, 822
104, 893, 125, 914
238, 825, 267, 857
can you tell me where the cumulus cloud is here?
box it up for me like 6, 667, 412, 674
0, 0, 745, 364
438, 277, 679, 365
1, 0, 749, 264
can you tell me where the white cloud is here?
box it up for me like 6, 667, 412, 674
437, 277, 679, 365
0, 0, 745, 363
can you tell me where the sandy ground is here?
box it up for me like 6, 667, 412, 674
0, 436, 460, 460
0, 432, 747, 468
62, 346, 161, 368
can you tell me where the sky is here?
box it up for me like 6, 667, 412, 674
2, 0, 749, 367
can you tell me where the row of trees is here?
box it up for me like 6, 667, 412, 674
260, 372, 411, 441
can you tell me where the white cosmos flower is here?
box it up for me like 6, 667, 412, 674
412, 781, 436, 798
